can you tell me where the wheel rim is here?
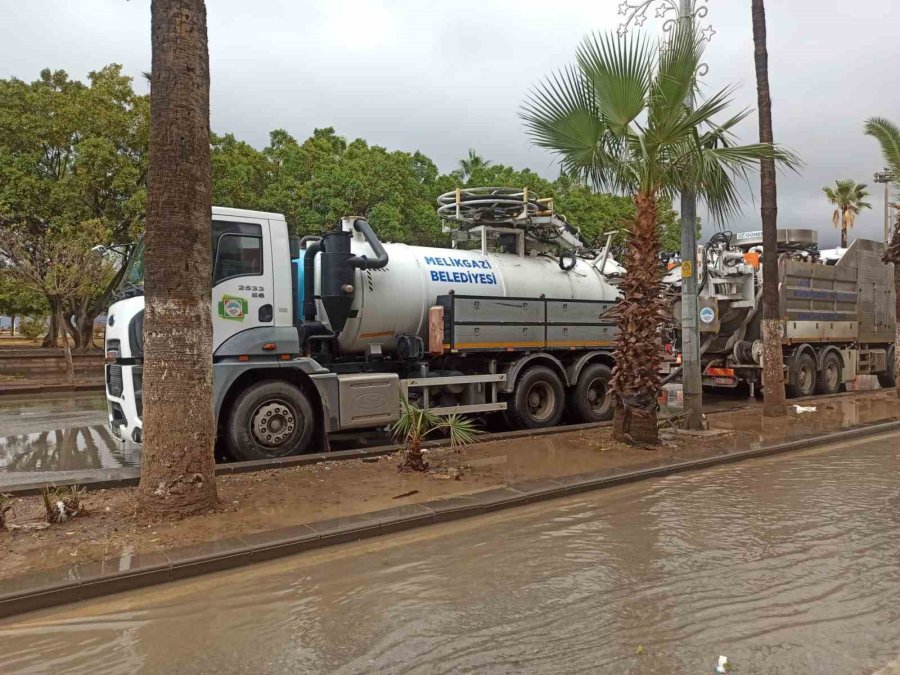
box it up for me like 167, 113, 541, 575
526, 381, 556, 422
799, 364, 813, 394
251, 399, 297, 447
824, 362, 838, 390
586, 377, 610, 415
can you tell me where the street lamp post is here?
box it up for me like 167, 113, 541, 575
874, 169, 895, 245
618, 0, 712, 430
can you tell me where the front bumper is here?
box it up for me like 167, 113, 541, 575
106, 362, 143, 443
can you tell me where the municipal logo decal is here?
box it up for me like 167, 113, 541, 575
218, 295, 248, 321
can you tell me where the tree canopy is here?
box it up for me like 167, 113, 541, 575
0, 61, 704, 345
0, 65, 149, 346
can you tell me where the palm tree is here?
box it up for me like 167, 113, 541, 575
823, 179, 871, 248
752, 0, 787, 418
392, 400, 480, 472
522, 20, 797, 444
456, 149, 492, 181
138, 0, 217, 516
864, 116, 900, 395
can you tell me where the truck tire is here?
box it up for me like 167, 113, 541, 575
570, 363, 614, 423
226, 380, 315, 461
786, 353, 817, 398
505, 366, 565, 429
815, 352, 842, 395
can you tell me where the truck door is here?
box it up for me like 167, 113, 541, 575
211, 218, 274, 350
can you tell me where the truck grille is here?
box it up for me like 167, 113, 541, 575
133, 367, 143, 420
107, 364, 123, 397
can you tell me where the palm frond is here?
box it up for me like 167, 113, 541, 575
650, 18, 703, 133
433, 413, 482, 448
864, 117, 900, 179
576, 31, 652, 135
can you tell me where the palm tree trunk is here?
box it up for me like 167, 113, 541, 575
841, 213, 848, 248
887, 228, 900, 398
611, 192, 664, 446
752, 0, 787, 418
138, 0, 217, 516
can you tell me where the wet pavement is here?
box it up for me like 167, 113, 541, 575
2, 429, 900, 673
0, 393, 140, 487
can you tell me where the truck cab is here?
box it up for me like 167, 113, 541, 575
105, 207, 305, 445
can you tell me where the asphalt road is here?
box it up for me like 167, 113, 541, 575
3, 429, 899, 673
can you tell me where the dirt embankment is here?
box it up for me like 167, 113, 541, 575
1, 389, 898, 582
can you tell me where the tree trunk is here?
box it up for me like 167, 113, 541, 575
42, 302, 58, 348
399, 438, 428, 473
886, 227, 900, 398
841, 214, 848, 248
138, 0, 217, 517
752, 0, 787, 418
9, 315, 15, 338
69, 298, 99, 352
55, 303, 75, 385
611, 192, 664, 446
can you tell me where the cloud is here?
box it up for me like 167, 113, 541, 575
2, 0, 897, 247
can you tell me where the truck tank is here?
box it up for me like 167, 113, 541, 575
313, 231, 620, 355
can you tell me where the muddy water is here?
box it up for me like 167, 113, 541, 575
0, 393, 142, 475
3, 431, 900, 674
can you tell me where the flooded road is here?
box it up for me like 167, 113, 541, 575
2, 430, 900, 674
0, 394, 140, 484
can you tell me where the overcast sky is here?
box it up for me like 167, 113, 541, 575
2, 0, 898, 247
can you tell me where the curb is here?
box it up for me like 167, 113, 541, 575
0, 382, 105, 397
2, 418, 899, 620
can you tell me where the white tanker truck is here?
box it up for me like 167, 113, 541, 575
104, 189, 621, 460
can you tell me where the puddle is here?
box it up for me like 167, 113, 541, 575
0, 425, 140, 472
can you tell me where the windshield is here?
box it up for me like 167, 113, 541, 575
116, 238, 144, 298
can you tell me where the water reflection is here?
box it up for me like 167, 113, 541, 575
0, 425, 140, 472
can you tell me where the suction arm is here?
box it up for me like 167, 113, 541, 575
348, 219, 389, 269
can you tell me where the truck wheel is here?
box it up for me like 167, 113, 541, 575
815, 352, 842, 395
786, 353, 817, 398
226, 380, 315, 461
878, 346, 896, 388
571, 363, 614, 423
505, 366, 565, 429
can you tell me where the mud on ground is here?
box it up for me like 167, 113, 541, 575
1, 389, 897, 582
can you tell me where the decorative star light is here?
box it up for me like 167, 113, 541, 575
618, 0, 712, 37
616, 0, 713, 78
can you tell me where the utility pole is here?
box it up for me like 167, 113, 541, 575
678, 0, 703, 430
874, 169, 894, 245
617, 0, 710, 430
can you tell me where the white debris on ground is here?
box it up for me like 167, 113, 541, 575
793, 405, 817, 413
715, 655, 730, 673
